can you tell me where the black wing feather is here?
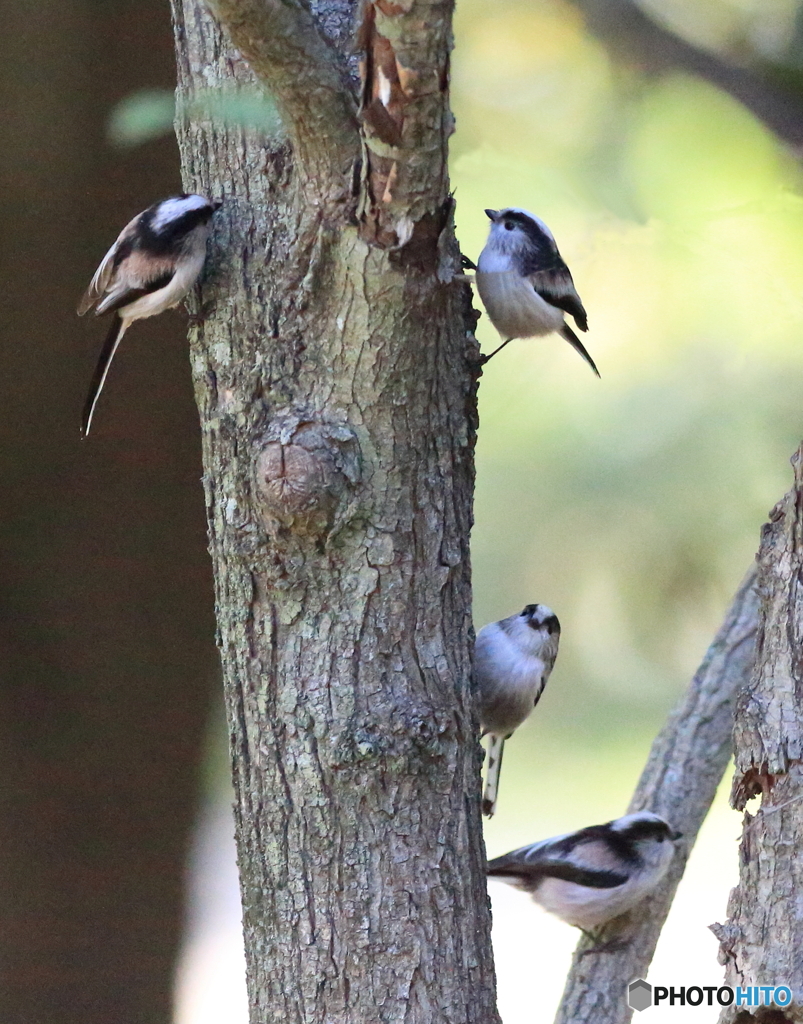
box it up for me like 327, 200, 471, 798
487, 857, 628, 891
538, 279, 588, 331
529, 265, 588, 331
517, 245, 589, 332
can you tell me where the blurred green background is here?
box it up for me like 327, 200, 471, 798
3, 0, 802, 1022
450, 0, 803, 1019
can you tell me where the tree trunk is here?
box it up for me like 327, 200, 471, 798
713, 443, 803, 1023
170, 2, 498, 1022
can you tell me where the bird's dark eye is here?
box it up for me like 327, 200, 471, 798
504, 222, 514, 231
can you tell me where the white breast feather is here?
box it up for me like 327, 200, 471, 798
475, 268, 565, 340
475, 623, 547, 735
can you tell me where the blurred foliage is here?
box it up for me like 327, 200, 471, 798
108, 87, 282, 147
108, 88, 176, 145
450, 8, 803, 1011
452, 0, 803, 750
638, 0, 800, 62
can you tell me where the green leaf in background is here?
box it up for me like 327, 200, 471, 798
107, 88, 284, 147
107, 89, 175, 146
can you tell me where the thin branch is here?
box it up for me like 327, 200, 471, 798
566, 0, 803, 148
553, 565, 759, 1024
210, 0, 361, 196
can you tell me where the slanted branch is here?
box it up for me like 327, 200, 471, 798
556, 443, 803, 1023
554, 566, 759, 1024
211, 0, 361, 201
207, 0, 455, 251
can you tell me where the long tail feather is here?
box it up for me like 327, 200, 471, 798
560, 323, 600, 378
81, 314, 128, 437
482, 734, 505, 817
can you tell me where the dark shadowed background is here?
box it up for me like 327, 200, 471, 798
0, 4, 216, 1023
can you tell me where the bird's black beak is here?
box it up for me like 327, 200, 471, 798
213, 201, 223, 211
484, 208, 499, 222
671, 829, 683, 841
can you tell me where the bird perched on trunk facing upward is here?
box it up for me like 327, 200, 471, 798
475, 603, 560, 817
487, 811, 682, 939
475, 208, 600, 374
77, 193, 220, 436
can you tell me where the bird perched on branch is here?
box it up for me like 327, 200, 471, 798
475, 208, 600, 375
487, 811, 682, 938
475, 603, 560, 817
77, 193, 220, 436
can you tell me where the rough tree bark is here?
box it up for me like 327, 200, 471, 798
170, 2, 498, 1023
553, 567, 760, 1024
713, 444, 803, 1023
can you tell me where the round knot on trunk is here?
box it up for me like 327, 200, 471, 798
254, 416, 360, 538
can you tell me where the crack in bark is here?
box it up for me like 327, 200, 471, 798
717, 445, 803, 1022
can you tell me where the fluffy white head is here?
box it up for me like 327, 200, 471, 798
500, 602, 560, 658
477, 207, 561, 287
611, 811, 668, 831
482, 207, 556, 260
150, 194, 213, 232
475, 603, 560, 738
487, 207, 554, 238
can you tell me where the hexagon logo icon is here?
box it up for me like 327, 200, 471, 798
628, 979, 653, 1012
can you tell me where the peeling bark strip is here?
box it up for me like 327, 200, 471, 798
171, 1, 497, 1022
713, 445, 803, 1024
357, 0, 455, 248
554, 568, 759, 1024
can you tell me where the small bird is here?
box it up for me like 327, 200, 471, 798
487, 811, 682, 937
475, 603, 560, 817
475, 208, 599, 375
77, 193, 220, 436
